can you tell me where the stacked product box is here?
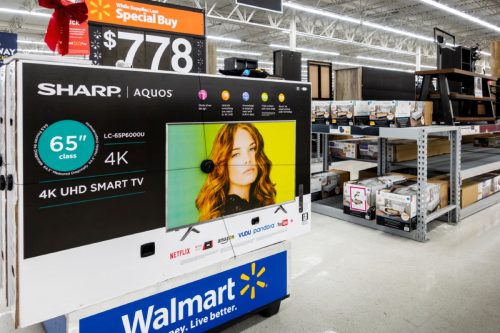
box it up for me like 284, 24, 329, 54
461, 172, 500, 208
312, 101, 332, 124
329, 140, 358, 159
357, 138, 450, 162
395, 101, 433, 127
330, 101, 354, 126
368, 101, 397, 127
343, 174, 409, 219
473, 135, 500, 148
353, 101, 371, 125
376, 181, 441, 232
311, 170, 350, 199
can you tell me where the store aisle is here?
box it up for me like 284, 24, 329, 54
223, 205, 500, 333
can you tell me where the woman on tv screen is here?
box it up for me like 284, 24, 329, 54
196, 123, 276, 221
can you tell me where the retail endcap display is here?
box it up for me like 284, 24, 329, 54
1, 58, 311, 327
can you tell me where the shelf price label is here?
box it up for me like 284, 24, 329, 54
34, 120, 99, 175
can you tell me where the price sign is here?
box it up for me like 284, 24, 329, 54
88, 0, 205, 73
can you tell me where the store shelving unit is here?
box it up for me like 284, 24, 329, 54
390, 124, 500, 219
312, 125, 461, 242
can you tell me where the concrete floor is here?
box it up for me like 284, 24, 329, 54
223, 204, 500, 333
3, 203, 500, 333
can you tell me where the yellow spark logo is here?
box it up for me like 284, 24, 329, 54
240, 262, 267, 300
89, 0, 111, 21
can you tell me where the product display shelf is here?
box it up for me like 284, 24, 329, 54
392, 144, 500, 180
461, 191, 500, 219
312, 125, 461, 242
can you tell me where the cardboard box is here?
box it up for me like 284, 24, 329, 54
358, 138, 379, 160
474, 135, 500, 148
329, 140, 358, 159
311, 170, 350, 198
461, 173, 498, 208
428, 177, 449, 209
368, 101, 396, 127
311, 101, 331, 124
387, 138, 450, 162
395, 101, 433, 127
343, 174, 409, 219
331, 101, 354, 126
353, 100, 371, 126
492, 173, 500, 193
376, 180, 441, 232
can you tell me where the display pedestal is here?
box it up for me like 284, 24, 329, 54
42, 242, 290, 333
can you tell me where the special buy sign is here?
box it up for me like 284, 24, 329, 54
87, 0, 206, 72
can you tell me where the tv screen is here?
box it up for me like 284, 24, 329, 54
166, 121, 295, 230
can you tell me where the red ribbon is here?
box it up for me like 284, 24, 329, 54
39, 0, 88, 55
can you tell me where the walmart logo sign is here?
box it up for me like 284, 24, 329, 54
80, 252, 287, 333
240, 262, 267, 300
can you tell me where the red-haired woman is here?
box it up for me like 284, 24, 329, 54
196, 123, 276, 221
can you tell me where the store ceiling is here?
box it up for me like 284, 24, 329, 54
0, 0, 498, 73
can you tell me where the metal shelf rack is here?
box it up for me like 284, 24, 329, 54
311, 125, 461, 242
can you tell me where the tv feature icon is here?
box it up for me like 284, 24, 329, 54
278, 93, 286, 103
261, 92, 269, 102
221, 90, 231, 101
198, 89, 208, 101
242, 91, 250, 102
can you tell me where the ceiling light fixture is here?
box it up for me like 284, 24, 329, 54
283, 2, 432, 42
357, 56, 435, 69
18, 40, 46, 45
269, 44, 340, 56
284, 31, 416, 56
0, 8, 51, 18
419, 0, 500, 32
18, 49, 56, 54
217, 48, 262, 56
207, 36, 241, 43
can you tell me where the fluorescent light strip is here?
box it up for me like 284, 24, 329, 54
217, 49, 262, 56
331, 61, 414, 73
290, 31, 416, 56
18, 49, 56, 54
18, 40, 46, 45
207, 35, 241, 43
419, 0, 500, 32
283, 2, 432, 42
481, 51, 491, 57
269, 44, 340, 56
0, 7, 51, 18
357, 56, 435, 69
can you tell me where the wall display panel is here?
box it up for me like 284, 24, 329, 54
2, 59, 311, 327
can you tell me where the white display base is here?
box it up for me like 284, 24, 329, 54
48, 242, 290, 333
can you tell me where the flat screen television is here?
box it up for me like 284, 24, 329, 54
166, 121, 296, 230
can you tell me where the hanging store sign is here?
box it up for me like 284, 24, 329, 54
0, 32, 17, 65
235, 0, 283, 13
88, 0, 206, 73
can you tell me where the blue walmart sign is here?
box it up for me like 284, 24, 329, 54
80, 251, 287, 333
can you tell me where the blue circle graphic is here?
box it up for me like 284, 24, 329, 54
242, 92, 250, 102
37, 120, 96, 173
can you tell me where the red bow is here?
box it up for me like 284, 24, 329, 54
39, 0, 88, 55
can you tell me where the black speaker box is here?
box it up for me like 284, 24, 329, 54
273, 50, 301, 81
